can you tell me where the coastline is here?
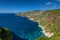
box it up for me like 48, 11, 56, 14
38, 25, 54, 38
29, 18, 54, 38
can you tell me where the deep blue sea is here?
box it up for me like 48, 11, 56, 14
0, 13, 43, 40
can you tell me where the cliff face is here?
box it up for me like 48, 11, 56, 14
16, 10, 60, 40
17, 10, 60, 32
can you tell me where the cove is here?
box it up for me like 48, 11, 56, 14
0, 13, 43, 40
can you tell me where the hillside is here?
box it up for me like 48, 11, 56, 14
16, 10, 60, 40
0, 27, 12, 40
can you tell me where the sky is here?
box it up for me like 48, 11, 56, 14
0, 0, 60, 13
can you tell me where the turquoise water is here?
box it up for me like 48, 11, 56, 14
0, 13, 43, 40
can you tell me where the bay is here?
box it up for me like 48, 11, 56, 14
0, 13, 43, 40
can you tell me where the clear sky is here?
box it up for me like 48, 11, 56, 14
0, 0, 60, 13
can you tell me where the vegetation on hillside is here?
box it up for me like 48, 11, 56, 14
17, 9, 60, 40
35, 10, 60, 40
0, 27, 12, 40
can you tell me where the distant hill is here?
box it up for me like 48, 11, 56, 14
16, 9, 60, 40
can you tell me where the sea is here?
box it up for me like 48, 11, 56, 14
0, 13, 43, 40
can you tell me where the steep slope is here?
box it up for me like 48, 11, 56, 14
35, 10, 60, 40
16, 10, 60, 40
